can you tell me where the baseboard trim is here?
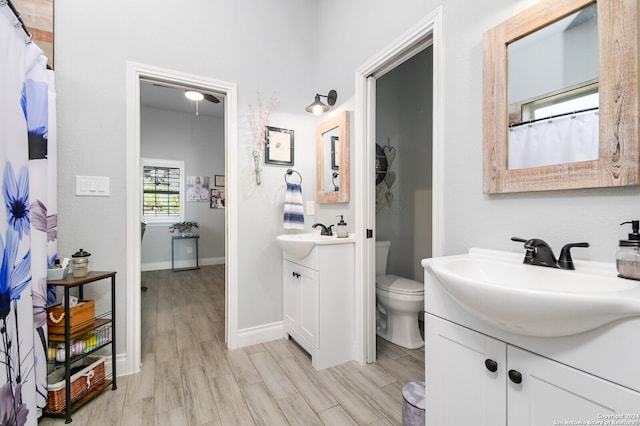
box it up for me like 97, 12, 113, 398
236, 321, 284, 348
142, 256, 225, 271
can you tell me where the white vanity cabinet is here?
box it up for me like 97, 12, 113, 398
283, 260, 319, 349
427, 314, 640, 426
282, 240, 354, 370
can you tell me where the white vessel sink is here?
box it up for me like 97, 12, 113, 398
276, 233, 354, 259
424, 248, 640, 337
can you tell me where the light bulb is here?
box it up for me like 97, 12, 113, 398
312, 104, 324, 115
185, 91, 204, 101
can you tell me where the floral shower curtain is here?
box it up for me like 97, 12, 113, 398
1, 4, 58, 425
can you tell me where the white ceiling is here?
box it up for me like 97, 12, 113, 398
140, 80, 224, 117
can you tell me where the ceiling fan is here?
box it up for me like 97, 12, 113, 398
184, 90, 220, 104
151, 82, 221, 103
150, 82, 221, 116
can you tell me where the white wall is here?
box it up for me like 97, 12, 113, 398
140, 106, 225, 268
54, 0, 318, 352
314, 0, 640, 263
54, 0, 640, 358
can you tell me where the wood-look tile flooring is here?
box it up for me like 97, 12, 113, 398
39, 265, 424, 425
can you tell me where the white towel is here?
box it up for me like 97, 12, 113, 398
284, 183, 305, 229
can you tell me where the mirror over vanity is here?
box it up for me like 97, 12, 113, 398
317, 110, 350, 203
483, 0, 639, 194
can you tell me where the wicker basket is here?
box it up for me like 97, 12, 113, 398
44, 356, 106, 414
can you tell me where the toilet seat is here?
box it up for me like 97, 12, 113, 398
376, 275, 424, 295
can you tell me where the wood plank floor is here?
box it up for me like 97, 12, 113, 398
39, 265, 424, 425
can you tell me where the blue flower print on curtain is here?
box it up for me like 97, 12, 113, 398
0, 162, 32, 425
3, 162, 29, 240
21, 79, 48, 161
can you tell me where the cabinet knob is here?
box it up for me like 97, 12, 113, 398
484, 359, 498, 373
292, 272, 300, 278
508, 369, 523, 384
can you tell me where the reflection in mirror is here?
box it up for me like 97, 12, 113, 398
317, 111, 350, 203
331, 136, 339, 170
322, 128, 340, 191
508, 3, 599, 170
483, 0, 640, 194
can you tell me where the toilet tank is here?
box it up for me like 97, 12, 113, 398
375, 241, 391, 276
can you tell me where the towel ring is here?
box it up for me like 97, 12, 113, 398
285, 169, 302, 184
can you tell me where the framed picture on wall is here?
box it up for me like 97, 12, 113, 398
265, 126, 294, 166
187, 176, 210, 202
214, 174, 225, 187
210, 188, 225, 209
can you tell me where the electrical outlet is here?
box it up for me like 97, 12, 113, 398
187, 247, 193, 254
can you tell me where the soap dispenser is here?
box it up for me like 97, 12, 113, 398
616, 220, 640, 280
336, 215, 349, 238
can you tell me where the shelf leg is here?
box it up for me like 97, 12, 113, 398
111, 274, 117, 390
64, 287, 72, 423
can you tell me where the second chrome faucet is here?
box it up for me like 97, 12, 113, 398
511, 237, 589, 270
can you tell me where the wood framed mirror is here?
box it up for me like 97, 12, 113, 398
483, 0, 639, 194
316, 110, 350, 203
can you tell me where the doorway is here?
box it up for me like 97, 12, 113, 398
355, 8, 444, 364
125, 63, 239, 375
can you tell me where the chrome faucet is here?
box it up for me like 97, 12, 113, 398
511, 237, 589, 270
312, 223, 333, 236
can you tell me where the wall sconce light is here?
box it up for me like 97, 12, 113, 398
305, 90, 337, 115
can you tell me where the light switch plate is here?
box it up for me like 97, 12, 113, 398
76, 176, 110, 196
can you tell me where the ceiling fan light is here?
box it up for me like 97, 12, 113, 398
185, 90, 204, 101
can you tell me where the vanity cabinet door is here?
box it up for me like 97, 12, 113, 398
507, 346, 640, 425
425, 314, 507, 426
283, 260, 319, 352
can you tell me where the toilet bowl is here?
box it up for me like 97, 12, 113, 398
376, 241, 425, 349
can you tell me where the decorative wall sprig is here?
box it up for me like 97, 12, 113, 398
247, 93, 278, 185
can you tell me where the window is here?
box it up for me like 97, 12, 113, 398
142, 158, 184, 223
522, 82, 599, 122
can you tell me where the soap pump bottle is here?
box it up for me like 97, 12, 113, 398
616, 220, 640, 280
336, 215, 349, 238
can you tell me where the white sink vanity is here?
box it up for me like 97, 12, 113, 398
423, 248, 640, 425
277, 233, 355, 370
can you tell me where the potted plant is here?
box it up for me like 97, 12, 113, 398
170, 221, 199, 236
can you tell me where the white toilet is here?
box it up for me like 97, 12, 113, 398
376, 240, 425, 349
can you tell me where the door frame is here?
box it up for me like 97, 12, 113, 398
125, 62, 239, 374
354, 7, 444, 363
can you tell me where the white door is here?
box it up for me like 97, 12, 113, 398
283, 261, 319, 350
299, 265, 319, 348
357, 10, 444, 363
426, 314, 506, 426
283, 260, 300, 332
507, 345, 640, 425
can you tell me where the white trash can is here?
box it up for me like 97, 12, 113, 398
402, 380, 425, 426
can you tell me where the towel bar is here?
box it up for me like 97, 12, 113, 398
285, 169, 302, 184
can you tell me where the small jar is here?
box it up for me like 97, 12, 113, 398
71, 248, 91, 278
56, 344, 66, 362
616, 243, 640, 280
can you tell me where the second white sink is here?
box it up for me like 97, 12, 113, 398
276, 233, 354, 259
424, 248, 640, 337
